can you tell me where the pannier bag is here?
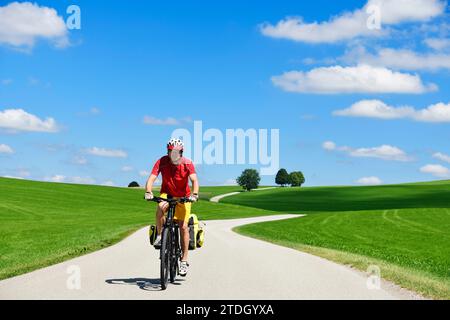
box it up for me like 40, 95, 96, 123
149, 225, 157, 245
196, 228, 204, 248
188, 214, 205, 250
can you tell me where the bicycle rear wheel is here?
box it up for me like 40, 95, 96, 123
160, 227, 170, 290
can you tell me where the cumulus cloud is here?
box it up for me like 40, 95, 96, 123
121, 166, 134, 172
323, 141, 413, 161
413, 102, 450, 122
260, 0, 445, 43
0, 2, 69, 49
342, 47, 450, 71
424, 38, 450, 51
0, 144, 14, 154
85, 147, 128, 158
420, 164, 450, 177
271, 65, 436, 94
356, 176, 383, 185
350, 145, 413, 161
433, 152, 450, 163
0, 109, 60, 133
333, 100, 450, 123
334, 100, 414, 119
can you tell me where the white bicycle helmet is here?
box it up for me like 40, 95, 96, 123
167, 138, 184, 150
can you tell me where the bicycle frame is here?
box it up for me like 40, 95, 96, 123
150, 196, 191, 289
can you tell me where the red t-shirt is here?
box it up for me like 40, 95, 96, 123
151, 156, 196, 197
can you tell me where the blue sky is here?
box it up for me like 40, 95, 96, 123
1, 0, 450, 187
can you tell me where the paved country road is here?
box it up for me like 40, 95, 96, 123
209, 187, 277, 203
0, 214, 421, 300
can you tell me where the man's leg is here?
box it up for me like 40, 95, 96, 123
178, 219, 190, 276
178, 220, 189, 261
156, 201, 168, 235
154, 201, 168, 248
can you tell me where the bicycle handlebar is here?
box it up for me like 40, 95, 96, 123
148, 196, 193, 204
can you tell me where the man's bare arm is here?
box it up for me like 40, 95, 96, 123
189, 173, 199, 196
145, 174, 158, 193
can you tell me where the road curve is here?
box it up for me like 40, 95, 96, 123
0, 214, 419, 300
209, 187, 277, 203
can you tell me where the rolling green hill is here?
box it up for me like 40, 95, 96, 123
0, 177, 277, 280
226, 182, 450, 299
222, 182, 450, 213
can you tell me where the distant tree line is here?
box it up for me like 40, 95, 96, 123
236, 168, 305, 191
275, 168, 305, 187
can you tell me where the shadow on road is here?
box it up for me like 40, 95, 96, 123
105, 278, 185, 291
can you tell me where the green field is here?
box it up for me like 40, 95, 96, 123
0, 177, 278, 280
226, 182, 450, 299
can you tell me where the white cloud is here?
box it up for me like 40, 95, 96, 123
260, 0, 445, 43
0, 144, 14, 154
142, 116, 183, 126
121, 166, 134, 172
368, 0, 446, 24
322, 141, 337, 151
424, 38, 450, 51
334, 100, 414, 119
86, 147, 128, 158
350, 145, 412, 161
0, 2, 68, 49
44, 175, 97, 184
420, 164, 450, 178
433, 152, 450, 163
356, 176, 383, 185
101, 180, 115, 187
342, 47, 450, 71
324, 141, 413, 161
0, 109, 60, 133
271, 65, 436, 94
333, 100, 450, 123
413, 102, 450, 122
45, 175, 66, 183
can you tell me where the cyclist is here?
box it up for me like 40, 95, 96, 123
144, 138, 199, 277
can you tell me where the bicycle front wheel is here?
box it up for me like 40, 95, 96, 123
160, 227, 170, 290
169, 227, 179, 283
